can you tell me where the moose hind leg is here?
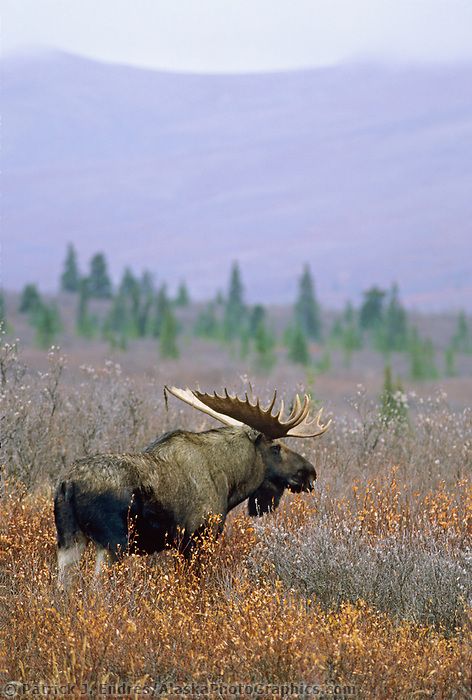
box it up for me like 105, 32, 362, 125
94, 545, 109, 576
57, 533, 87, 589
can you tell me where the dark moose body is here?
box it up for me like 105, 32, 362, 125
54, 425, 316, 582
54, 386, 329, 586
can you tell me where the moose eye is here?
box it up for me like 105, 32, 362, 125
270, 444, 281, 456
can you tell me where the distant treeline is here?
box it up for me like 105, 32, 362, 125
2, 244, 471, 381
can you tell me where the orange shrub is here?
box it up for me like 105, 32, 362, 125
1, 481, 470, 698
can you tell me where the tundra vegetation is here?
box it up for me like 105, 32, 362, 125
7, 244, 472, 381
0, 334, 471, 698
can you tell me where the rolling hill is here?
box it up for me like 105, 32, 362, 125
2, 51, 472, 308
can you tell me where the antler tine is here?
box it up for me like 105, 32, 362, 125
285, 393, 302, 422
281, 394, 311, 429
296, 404, 322, 426
316, 407, 332, 429
276, 399, 285, 422
265, 390, 277, 415
170, 385, 331, 440
286, 405, 332, 438
165, 386, 244, 429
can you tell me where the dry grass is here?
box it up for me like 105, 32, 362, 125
1, 339, 472, 697
1, 482, 470, 698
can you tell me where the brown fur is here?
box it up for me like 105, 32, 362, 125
54, 425, 316, 584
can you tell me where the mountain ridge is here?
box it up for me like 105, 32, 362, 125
2, 51, 471, 309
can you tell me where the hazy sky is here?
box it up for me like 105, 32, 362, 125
2, 0, 472, 72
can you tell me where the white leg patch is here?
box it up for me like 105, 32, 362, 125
57, 535, 87, 588
94, 546, 109, 576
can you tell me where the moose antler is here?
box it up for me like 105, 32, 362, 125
165, 386, 331, 440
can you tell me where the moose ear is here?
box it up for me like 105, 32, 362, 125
246, 428, 264, 444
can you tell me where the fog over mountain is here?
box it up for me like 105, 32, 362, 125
2, 51, 471, 308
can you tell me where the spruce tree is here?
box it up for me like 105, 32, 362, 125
103, 292, 131, 349
137, 271, 155, 336
175, 282, 190, 307
359, 287, 386, 330
117, 268, 154, 337
117, 268, 140, 337
329, 303, 362, 367
87, 253, 112, 298
452, 311, 471, 353
34, 303, 61, 349
160, 308, 179, 359
60, 244, 80, 292
223, 262, 245, 340
288, 324, 310, 365
409, 329, 438, 380
152, 285, 170, 337
380, 365, 408, 425
76, 279, 96, 338
249, 305, 266, 337
119, 267, 138, 298
377, 283, 408, 353
254, 317, 276, 373
19, 284, 41, 314
295, 265, 322, 340
444, 346, 456, 377
194, 303, 220, 339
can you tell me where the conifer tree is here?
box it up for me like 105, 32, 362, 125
160, 308, 179, 358
330, 303, 362, 367
360, 287, 386, 330
19, 284, 41, 315
444, 346, 456, 377
452, 311, 471, 353
103, 292, 130, 349
34, 303, 61, 349
248, 305, 266, 337
60, 244, 80, 292
288, 324, 310, 365
295, 265, 322, 340
119, 267, 138, 299
254, 317, 276, 372
409, 329, 438, 380
224, 262, 245, 340
194, 303, 220, 339
175, 282, 190, 307
76, 279, 96, 338
117, 268, 140, 337
137, 271, 155, 336
152, 285, 170, 337
87, 253, 112, 298
376, 283, 408, 353
380, 365, 408, 425
116, 268, 154, 337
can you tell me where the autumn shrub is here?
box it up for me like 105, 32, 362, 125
1, 340, 471, 697
249, 479, 472, 632
0, 482, 470, 698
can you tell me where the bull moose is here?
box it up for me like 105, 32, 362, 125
54, 386, 331, 585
